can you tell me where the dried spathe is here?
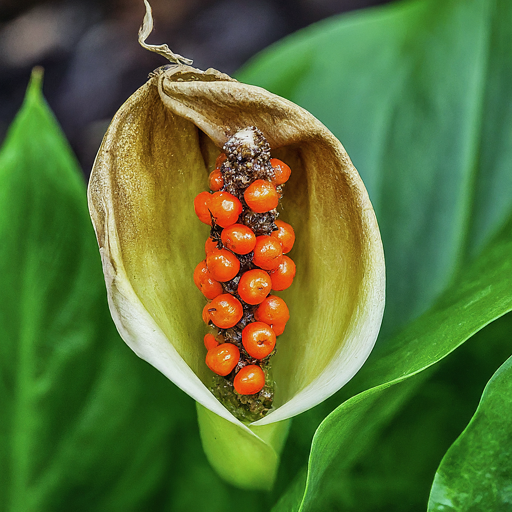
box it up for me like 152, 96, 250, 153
87, 0, 385, 489
87, 58, 385, 427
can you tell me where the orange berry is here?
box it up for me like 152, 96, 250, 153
194, 191, 212, 225
209, 169, 224, 191
255, 295, 290, 325
271, 321, 286, 336
270, 255, 296, 291
253, 235, 283, 270
215, 153, 227, 169
270, 158, 291, 185
200, 277, 223, 299
209, 191, 243, 228
204, 333, 219, 351
206, 248, 240, 282
206, 343, 240, 376
221, 224, 256, 255
234, 365, 265, 395
193, 260, 209, 289
244, 179, 279, 213
271, 220, 295, 254
194, 260, 223, 299
205, 293, 244, 328
237, 269, 271, 305
242, 322, 276, 359
202, 303, 211, 325
205, 237, 218, 254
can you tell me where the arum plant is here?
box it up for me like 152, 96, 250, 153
87, 0, 385, 490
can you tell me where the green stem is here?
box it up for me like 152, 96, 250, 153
196, 403, 291, 491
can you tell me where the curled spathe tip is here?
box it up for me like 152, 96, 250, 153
138, 0, 193, 66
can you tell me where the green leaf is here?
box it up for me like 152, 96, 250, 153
0, 69, 183, 511
289, 312, 512, 512
428, 352, 512, 511
272, 211, 512, 511
239, 0, 512, 341
237, 0, 512, 508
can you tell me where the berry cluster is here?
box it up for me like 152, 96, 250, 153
193, 127, 296, 421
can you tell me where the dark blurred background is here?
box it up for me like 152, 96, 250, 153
0, 0, 392, 176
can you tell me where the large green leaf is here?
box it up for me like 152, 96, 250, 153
0, 70, 184, 511
271, 211, 512, 511
237, 0, 512, 509
282, 312, 512, 512
239, 0, 512, 341
428, 352, 512, 511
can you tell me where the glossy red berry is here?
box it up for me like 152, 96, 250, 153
253, 235, 283, 270
270, 158, 291, 185
206, 248, 240, 282
206, 343, 240, 376
271, 220, 295, 254
202, 303, 211, 325
194, 191, 212, 225
209, 169, 224, 191
193, 260, 223, 299
196, 278, 221, 299
215, 153, 227, 169
204, 293, 244, 329
237, 269, 272, 305
242, 322, 276, 359
193, 260, 209, 289
255, 295, 290, 325
269, 255, 296, 291
234, 365, 265, 395
244, 180, 279, 213
204, 333, 220, 351
209, 191, 243, 228
221, 224, 256, 255
201, 277, 223, 299
205, 237, 218, 254
271, 322, 286, 336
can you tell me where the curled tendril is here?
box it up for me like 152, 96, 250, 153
138, 0, 194, 66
